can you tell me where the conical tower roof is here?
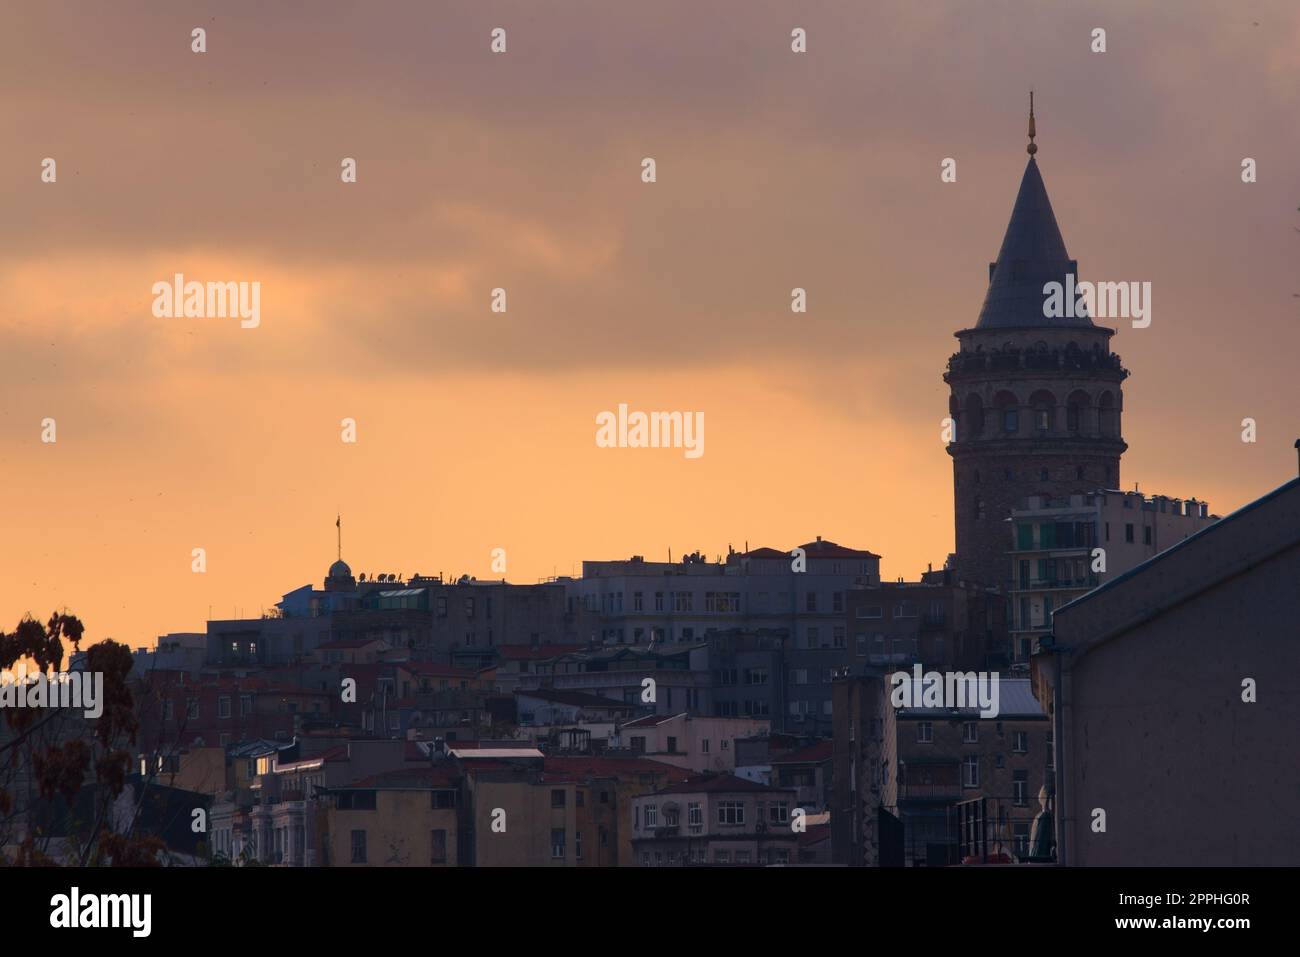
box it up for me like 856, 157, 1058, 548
975, 141, 1091, 329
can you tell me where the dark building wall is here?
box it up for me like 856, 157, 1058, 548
830, 673, 894, 866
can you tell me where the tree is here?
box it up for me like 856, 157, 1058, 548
0, 612, 162, 865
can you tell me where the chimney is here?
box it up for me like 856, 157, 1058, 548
1294, 439, 1299, 476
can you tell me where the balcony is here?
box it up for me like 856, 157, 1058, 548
1011, 577, 1098, 592
899, 781, 962, 803
946, 347, 1126, 378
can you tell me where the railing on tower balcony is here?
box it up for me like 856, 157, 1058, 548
946, 347, 1126, 377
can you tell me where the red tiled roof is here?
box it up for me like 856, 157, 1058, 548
620, 712, 686, 729
497, 644, 585, 661
741, 540, 880, 560
317, 638, 388, 650
798, 822, 831, 847
541, 756, 692, 784
797, 539, 881, 559
650, 773, 793, 797
514, 689, 632, 709
771, 740, 834, 765
345, 766, 461, 789
280, 745, 349, 766
739, 547, 787, 560
399, 662, 476, 679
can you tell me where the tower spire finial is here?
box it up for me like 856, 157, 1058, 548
1027, 90, 1038, 156
336, 511, 342, 561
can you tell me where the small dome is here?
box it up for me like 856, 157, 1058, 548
328, 559, 352, 579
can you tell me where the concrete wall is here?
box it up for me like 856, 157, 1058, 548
1050, 481, 1300, 865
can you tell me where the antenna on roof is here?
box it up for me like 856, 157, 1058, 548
1027, 90, 1037, 156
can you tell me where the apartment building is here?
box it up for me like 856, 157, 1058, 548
1007, 490, 1217, 665
611, 712, 770, 772
629, 773, 802, 866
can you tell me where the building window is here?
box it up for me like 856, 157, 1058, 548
832, 591, 844, 613
976, 498, 986, 520
1040, 467, 1049, 482
1125, 523, 1135, 543
1047, 732, 1055, 769
805, 592, 817, 613
350, 829, 367, 864
673, 592, 693, 612
666, 736, 678, 753
1013, 770, 1029, 807
186, 698, 199, 720
769, 801, 789, 824
436, 597, 448, 617
1144, 526, 1152, 545
430, 829, 447, 864
856, 605, 883, 619
1003, 408, 1019, 434
962, 755, 980, 788
633, 591, 643, 611
1014, 822, 1031, 856
644, 804, 658, 828
551, 789, 566, 808
217, 696, 231, 719
717, 801, 744, 826
1014, 731, 1028, 753
963, 722, 978, 743
688, 802, 702, 830
575, 829, 583, 860
551, 829, 565, 859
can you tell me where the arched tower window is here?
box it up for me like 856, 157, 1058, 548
1066, 390, 1091, 434
1029, 390, 1056, 433
963, 394, 985, 438
975, 497, 986, 520
1098, 391, 1118, 436
994, 391, 1019, 435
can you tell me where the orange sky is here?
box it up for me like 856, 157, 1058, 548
2, 1, 1297, 647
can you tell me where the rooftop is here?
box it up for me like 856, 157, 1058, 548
975, 153, 1089, 331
